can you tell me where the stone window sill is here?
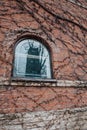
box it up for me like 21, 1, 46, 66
11, 77, 57, 87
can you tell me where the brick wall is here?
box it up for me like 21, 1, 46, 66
0, 0, 87, 81
0, 80, 87, 114
0, 0, 87, 129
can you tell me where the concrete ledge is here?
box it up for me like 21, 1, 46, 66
0, 78, 87, 88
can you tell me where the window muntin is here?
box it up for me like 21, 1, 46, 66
13, 39, 52, 79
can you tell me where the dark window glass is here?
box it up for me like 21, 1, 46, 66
13, 39, 51, 78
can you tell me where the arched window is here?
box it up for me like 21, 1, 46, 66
13, 38, 52, 79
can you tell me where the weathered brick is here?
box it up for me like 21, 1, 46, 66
0, 0, 87, 129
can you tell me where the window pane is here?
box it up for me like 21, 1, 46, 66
13, 39, 51, 78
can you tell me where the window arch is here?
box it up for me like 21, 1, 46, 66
13, 38, 52, 79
